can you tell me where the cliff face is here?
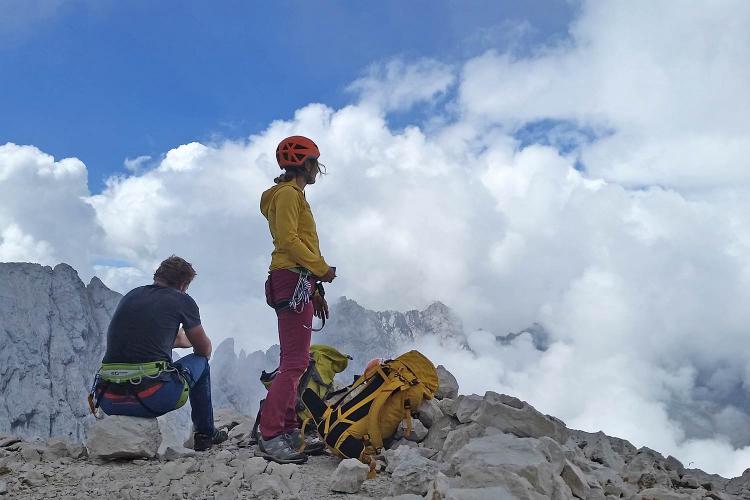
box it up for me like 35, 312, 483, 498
0, 263, 121, 441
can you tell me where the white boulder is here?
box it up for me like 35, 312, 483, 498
86, 415, 162, 460
390, 450, 440, 496
447, 432, 565, 497
330, 458, 370, 493
470, 392, 569, 444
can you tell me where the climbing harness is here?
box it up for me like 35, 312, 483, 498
88, 361, 189, 418
266, 268, 327, 331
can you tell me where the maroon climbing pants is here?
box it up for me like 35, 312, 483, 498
259, 269, 313, 439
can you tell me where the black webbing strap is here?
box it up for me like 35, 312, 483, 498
249, 399, 264, 445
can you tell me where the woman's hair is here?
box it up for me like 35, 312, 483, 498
273, 166, 304, 184
273, 158, 326, 184
153, 255, 197, 287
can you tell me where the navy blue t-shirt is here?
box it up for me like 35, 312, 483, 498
102, 284, 201, 363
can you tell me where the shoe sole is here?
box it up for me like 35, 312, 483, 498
300, 445, 327, 456
257, 451, 308, 464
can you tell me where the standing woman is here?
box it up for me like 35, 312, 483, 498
258, 136, 336, 464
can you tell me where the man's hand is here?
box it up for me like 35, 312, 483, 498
319, 266, 336, 283
312, 294, 329, 322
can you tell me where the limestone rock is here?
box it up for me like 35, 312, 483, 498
447, 432, 565, 497
330, 458, 370, 493
417, 398, 443, 428
423, 415, 456, 451
622, 448, 672, 489
470, 391, 569, 444
243, 457, 268, 479
265, 461, 302, 495
437, 398, 457, 417
441, 423, 485, 460
161, 445, 195, 461
154, 458, 196, 485
86, 416, 162, 459
443, 485, 543, 500
453, 395, 483, 423
403, 420, 429, 442
385, 445, 422, 474
435, 365, 459, 399
561, 459, 590, 499
631, 486, 698, 499
571, 430, 627, 472
250, 474, 285, 498
390, 450, 440, 495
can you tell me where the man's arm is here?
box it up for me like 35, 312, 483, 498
173, 326, 193, 348
185, 324, 212, 359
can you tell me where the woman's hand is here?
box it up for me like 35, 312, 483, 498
312, 294, 329, 321
319, 266, 336, 283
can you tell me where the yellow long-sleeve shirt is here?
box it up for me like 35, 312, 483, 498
260, 180, 330, 277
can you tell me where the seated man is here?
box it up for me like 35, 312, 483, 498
91, 255, 227, 451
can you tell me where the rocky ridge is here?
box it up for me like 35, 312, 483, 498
0, 368, 746, 499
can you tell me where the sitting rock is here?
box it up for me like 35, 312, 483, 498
86, 415, 162, 460
330, 458, 370, 493
470, 391, 569, 444
435, 365, 459, 399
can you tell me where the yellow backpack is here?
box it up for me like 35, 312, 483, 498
302, 350, 439, 466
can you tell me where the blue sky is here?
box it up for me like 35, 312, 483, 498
0, 0, 574, 192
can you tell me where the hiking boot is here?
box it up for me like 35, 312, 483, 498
287, 428, 326, 455
258, 434, 308, 464
194, 428, 229, 452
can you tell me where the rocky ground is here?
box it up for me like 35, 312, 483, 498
2, 366, 750, 500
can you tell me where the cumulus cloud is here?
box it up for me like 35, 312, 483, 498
348, 58, 455, 112
0, 143, 102, 273
2, 0, 750, 476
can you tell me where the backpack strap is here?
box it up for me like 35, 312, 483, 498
363, 367, 407, 450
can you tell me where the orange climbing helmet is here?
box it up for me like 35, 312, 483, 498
276, 135, 320, 169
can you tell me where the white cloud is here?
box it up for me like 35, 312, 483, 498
0, 224, 57, 264
123, 155, 152, 173
2, 0, 750, 477
348, 58, 455, 112
0, 143, 101, 275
